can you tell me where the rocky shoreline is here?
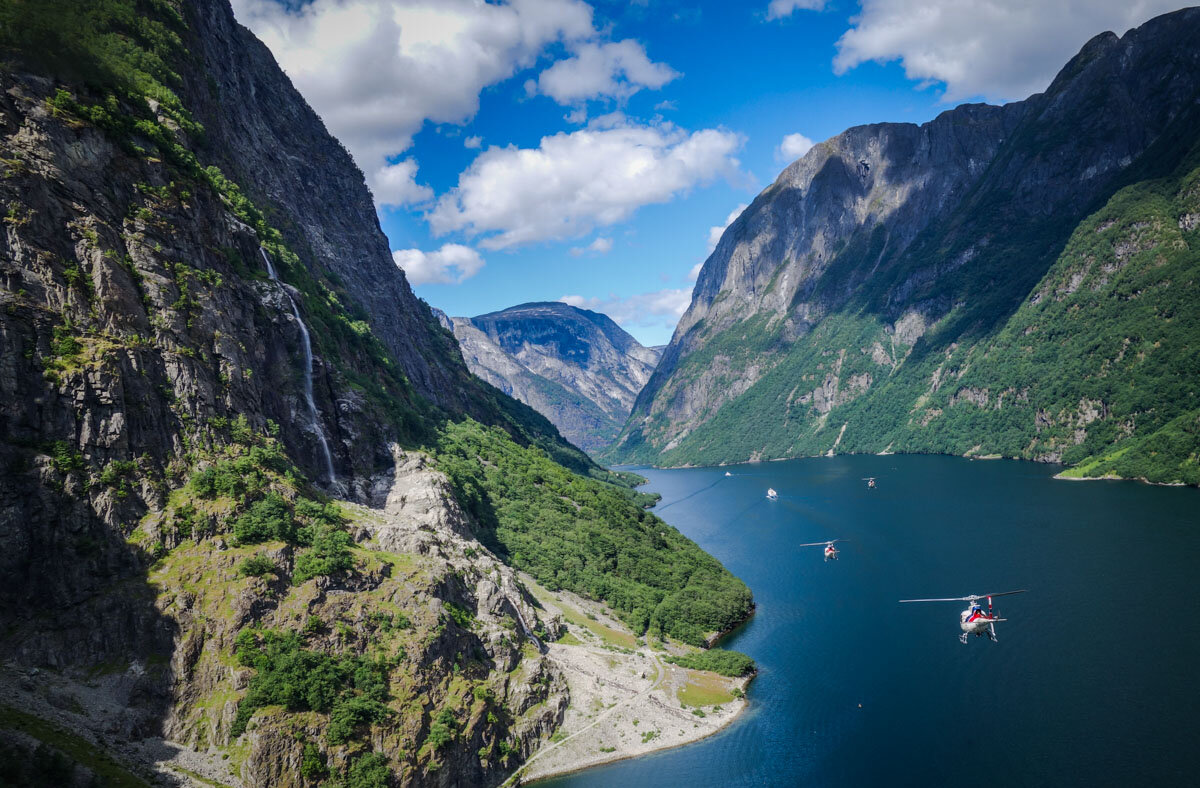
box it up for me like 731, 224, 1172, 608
509, 581, 752, 786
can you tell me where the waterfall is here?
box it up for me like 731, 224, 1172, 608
510, 601, 544, 653
260, 248, 336, 484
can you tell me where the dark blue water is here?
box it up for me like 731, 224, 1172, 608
539, 455, 1200, 787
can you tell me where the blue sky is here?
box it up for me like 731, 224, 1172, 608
232, 0, 1186, 345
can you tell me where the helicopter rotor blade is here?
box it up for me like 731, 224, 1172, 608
899, 589, 1028, 604
975, 590, 1028, 600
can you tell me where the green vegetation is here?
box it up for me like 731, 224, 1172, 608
664, 649, 756, 677
237, 554, 276, 578
152, 417, 356, 583
424, 708, 458, 751
675, 675, 735, 708
431, 419, 753, 646
231, 629, 389, 741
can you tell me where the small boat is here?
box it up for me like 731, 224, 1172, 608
766, 487, 778, 500
725, 471, 733, 477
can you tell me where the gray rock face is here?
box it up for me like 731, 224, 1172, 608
612, 7, 1200, 463
183, 0, 474, 414
450, 303, 659, 452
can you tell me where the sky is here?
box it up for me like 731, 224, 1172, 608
230, 0, 1188, 346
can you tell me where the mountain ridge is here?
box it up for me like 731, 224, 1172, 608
606, 7, 1200, 485
449, 301, 660, 452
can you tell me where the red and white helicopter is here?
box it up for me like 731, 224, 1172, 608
797, 539, 847, 562
899, 590, 1027, 643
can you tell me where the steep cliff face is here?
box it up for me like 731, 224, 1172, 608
0, 1, 757, 783
608, 8, 1200, 484
180, 1, 478, 416
0, 1, 752, 785
451, 303, 660, 452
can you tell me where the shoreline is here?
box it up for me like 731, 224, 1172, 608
520, 696, 748, 786
511, 578, 755, 787
618, 450, 1196, 489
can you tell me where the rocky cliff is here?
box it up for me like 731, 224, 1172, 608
607, 7, 1200, 485
0, 1, 750, 785
449, 302, 660, 453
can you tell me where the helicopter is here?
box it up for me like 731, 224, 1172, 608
899, 590, 1027, 643
862, 477, 878, 489
797, 539, 847, 561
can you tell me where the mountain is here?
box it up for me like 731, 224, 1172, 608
0, 1, 751, 784
448, 302, 660, 453
606, 7, 1200, 486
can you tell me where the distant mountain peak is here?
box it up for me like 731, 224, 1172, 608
451, 302, 659, 452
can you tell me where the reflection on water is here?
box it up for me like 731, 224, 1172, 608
538, 455, 1199, 787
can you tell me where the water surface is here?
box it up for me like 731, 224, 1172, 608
540, 455, 1199, 787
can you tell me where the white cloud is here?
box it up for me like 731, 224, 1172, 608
707, 203, 748, 252
564, 107, 589, 124
464, 135, 483, 149
767, 0, 827, 20
230, 0, 595, 206
393, 243, 485, 285
372, 159, 434, 206
430, 121, 744, 249
570, 237, 613, 256
559, 287, 692, 330
833, 0, 1186, 102
532, 39, 679, 105
776, 132, 814, 163
688, 261, 704, 281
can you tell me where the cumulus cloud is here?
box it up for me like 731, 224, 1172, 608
372, 159, 434, 206
531, 39, 679, 105
559, 288, 692, 331
429, 121, 744, 249
776, 132, 814, 163
231, 0, 595, 206
707, 203, 748, 252
570, 237, 613, 256
767, 0, 827, 20
393, 243, 485, 285
464, 135, 483, 149
833, 0, 1186, 102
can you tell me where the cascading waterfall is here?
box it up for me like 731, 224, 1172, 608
260, 248, 336, 484
510, 601, 544, 653
500, 576, 543, 652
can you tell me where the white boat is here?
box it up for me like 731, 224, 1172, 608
766, 487, 778, 500
725, 471, 733, 477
